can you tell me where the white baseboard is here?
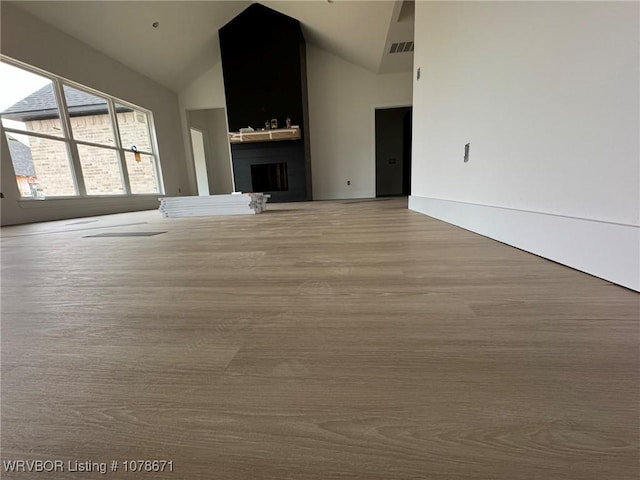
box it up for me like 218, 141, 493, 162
409, 195, 639, 292
313, 191, 372, 201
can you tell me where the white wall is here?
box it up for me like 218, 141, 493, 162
409, 2, 640, 290
0, 3, 189, 225
206, 108, 234, 195
306, 44, 413, 200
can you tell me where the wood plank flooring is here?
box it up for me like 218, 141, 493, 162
1, 198, 638, 479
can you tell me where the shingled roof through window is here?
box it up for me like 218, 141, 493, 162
6, 135, 36, 177
1, 84, 131, 122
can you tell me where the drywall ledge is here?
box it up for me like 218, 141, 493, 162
1, 196, 160, 226
408, 195, 640, 292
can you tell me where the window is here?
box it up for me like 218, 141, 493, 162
0, 58, 163, 198
63, 85, 116, 146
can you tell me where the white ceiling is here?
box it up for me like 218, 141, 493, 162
379, 0, 415, 73
11, 0, 414, 92
263, 1, 399, 73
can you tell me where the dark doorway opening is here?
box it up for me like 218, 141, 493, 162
251, 163, 288, 192
375, 106, 412, 197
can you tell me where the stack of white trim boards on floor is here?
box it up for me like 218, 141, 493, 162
159, 193, 270, 218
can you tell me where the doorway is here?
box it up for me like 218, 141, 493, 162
189, 128, 209, 196
186, 108, 234, 196
375, 106, 412, 197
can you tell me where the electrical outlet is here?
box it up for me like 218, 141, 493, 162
347, 180, 351, 186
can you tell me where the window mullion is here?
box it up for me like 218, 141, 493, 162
147, 114, 164, 194
73, 139, 120, 151
2, 127, 69, 143
54, 80, 86, 196
108, 98, 131, 194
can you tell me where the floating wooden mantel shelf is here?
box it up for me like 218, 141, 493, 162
228, 127, 301, 144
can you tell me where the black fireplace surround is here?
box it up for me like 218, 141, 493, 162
232, 142, 306, 202
219, 4, 312, 202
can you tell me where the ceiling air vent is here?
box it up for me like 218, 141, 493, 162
389, 41, 414, 54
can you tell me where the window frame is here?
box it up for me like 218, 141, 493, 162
1, 56, 164, 199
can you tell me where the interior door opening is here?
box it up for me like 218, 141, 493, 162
375, 106, 412, 197
187, 108, 234, 195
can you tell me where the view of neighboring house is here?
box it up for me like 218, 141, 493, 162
2, 84, 158, 197
6, 133, 38, 197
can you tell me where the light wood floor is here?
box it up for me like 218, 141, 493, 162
1, 198, 638, 479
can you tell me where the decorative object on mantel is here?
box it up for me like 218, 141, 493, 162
228, 126, 301, 144
285, 117, 292, 128
270, 118, 278, 129
159, 193, 269, 217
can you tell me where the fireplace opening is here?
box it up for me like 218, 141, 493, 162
251, 163, 288, 192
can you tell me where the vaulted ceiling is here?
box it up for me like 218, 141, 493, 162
9, 1, 414, 92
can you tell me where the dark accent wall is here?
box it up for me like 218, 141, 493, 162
219, 4, 311, 201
